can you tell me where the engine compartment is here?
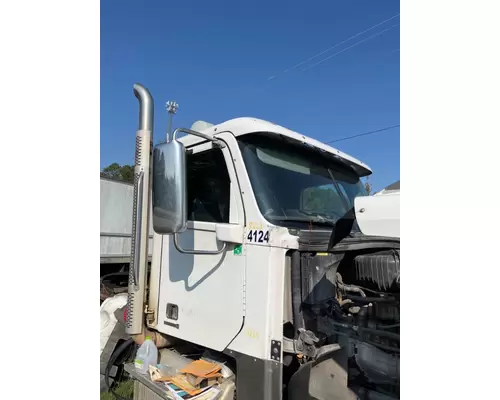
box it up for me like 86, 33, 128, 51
286, 244, 400, 400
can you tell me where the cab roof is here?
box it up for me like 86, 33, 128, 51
178, 117, 372, 177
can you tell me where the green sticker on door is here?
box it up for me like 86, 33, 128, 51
234, 244, 243, 255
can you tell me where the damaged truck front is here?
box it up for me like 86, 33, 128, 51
286, 227, 400, 400
238, 134, 400, 399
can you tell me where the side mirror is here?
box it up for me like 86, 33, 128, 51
152, 140, 188, 234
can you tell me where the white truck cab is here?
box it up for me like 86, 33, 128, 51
119, 84, 400, 400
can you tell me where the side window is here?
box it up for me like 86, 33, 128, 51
187, 148, 231, 223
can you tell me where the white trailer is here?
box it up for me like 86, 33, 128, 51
100, 177, 153, 265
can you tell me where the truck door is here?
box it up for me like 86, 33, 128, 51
156, 138, 245, 351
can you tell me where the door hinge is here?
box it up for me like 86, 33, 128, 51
270, 340, 282, 362
144, 305, 156, 325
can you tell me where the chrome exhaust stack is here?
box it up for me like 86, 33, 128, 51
126, 83, 154, 336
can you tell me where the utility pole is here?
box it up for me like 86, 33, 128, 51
165, 100, 179, 142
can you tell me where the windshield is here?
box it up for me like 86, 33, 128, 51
238, 134, 368, 229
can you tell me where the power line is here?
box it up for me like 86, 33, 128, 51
267, 13, 400, 81
301, 24, 399, 72
326, 124, 400, 144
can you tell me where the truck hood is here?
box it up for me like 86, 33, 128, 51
354, 193, 400, 239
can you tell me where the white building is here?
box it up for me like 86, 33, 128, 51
375, 180, 400, 196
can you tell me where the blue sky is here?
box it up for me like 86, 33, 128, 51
101, 0, 400, 191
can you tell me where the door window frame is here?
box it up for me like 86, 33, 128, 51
185, 140, 244, 230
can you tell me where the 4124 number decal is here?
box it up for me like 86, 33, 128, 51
247, 230, 270, 243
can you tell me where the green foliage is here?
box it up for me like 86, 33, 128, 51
100, 379, 134, 400
101, 163, 135, 183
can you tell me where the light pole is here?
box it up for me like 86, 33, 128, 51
165, 100, 179, 142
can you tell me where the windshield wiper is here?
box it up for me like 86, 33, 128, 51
268, 216, 336, 227
298, 210, 340, 222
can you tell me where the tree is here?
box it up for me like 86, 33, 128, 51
364, 177, 373, 195
101, 163, 135, 183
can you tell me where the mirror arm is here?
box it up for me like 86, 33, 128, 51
172, 128, 226, 148
173, 233, 227, 255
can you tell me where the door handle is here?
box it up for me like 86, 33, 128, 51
173, 233, 227, 255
